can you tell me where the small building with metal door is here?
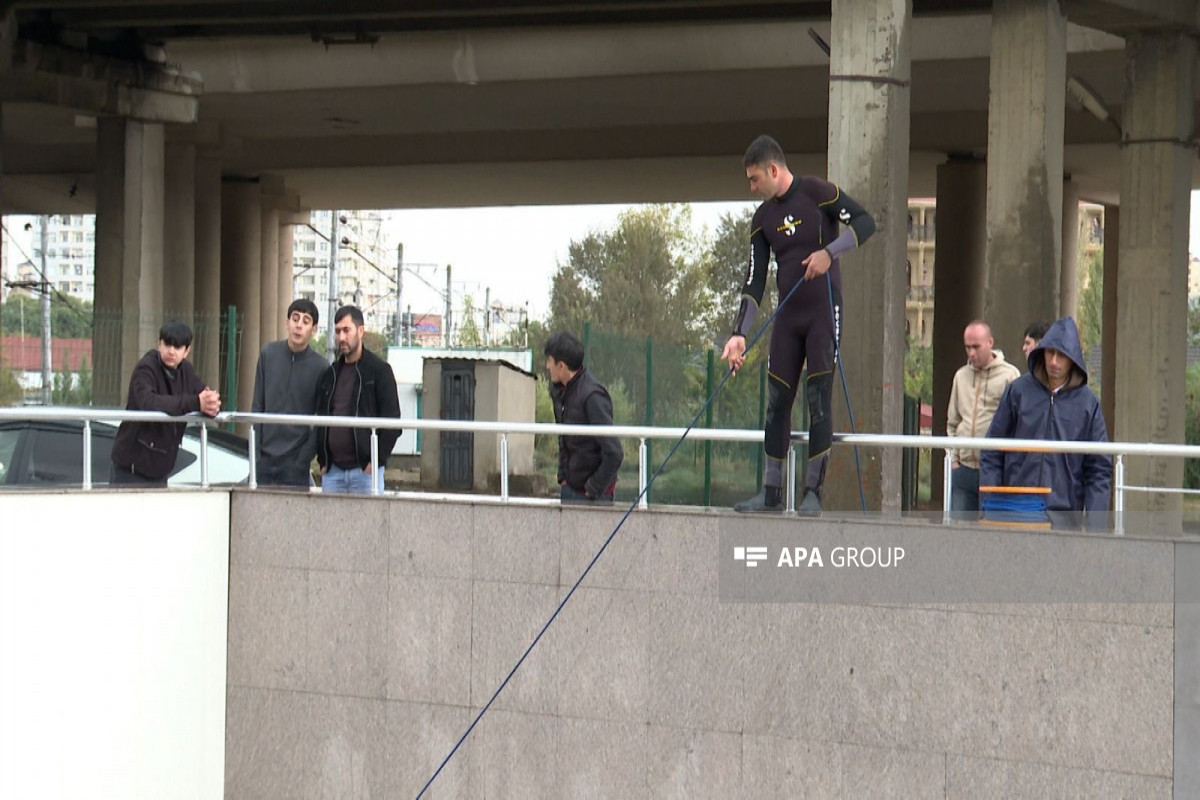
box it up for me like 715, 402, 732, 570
419, 358, 536, 491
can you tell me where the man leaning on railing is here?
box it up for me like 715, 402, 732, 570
980, 317, 1111, 531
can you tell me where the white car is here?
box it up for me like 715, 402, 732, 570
0, 418, 249, 488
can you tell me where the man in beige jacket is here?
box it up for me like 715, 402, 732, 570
947, 320, 1020, 518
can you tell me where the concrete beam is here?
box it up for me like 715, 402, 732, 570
1, 39, 200, 123
1064, 0, 1200, 35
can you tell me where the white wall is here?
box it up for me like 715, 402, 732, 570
0, 491, 230, 800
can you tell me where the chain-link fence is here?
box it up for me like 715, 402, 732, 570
534, 323, 926, 509
66, 307, 242, 409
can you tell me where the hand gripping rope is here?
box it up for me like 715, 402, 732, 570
417, 274, 823, 798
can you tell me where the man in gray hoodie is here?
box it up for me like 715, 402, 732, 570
251, 299, 327, 487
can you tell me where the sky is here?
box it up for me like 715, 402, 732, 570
382, 201, 753, 324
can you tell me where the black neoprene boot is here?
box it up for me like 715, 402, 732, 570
734, 485, 783, 514
797, 488, 822, 518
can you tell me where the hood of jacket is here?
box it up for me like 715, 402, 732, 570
1028, 316, 1088, 391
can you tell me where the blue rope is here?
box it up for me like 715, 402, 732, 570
827, 273, 868, 513
415, 277, 811, 799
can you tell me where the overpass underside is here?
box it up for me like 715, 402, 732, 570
2, 489, 1196, 796
1, 1, 1199, 523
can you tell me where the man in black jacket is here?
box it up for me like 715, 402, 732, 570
110, 321, 221, 486
544, 331, 624, 503
315, 305, 402, 494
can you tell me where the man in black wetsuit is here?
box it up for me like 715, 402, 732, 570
721, 135, 876, 516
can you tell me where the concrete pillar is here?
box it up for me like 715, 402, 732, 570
260, 204, 280, 346
1101, 204, 1118, 439
931, 156, 988, 506
194, 154, 222, 391
94, 117, 165, 406
1114, 33, 1195, 529
825, 0, 911, 514
220, 179, 261, 414
1060, 179, 1080, 319
164, 142, 196, 318
983, 0, 1065, 356
278, 223, 296, 334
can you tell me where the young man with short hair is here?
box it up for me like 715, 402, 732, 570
314, 305, 402, 494
251, 299, 326, 488
110, 321, 221, 486
721, 134, 877, 516
544, 331, 624, 503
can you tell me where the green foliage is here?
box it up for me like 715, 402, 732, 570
0, 366, 21, 406
548, 205, 713, 349
1076, 252, 1103, 357
904, 339, 933, 404
1187, 363, 1200, 489
1189, 298, 1200, 347
1, 294, 93, 339
702, 207, 770, 338
51, 354, 92, 406
458, 294, 484, 347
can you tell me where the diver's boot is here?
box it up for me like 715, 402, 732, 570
797, 488, 822, 518
734, 485, 783, 514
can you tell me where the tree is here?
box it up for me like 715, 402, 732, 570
548, 204, 713, 348
904, 339, 933, 403
1076, 251, 1103, 358
458, 294, 484, 347
0, 294, 93, 339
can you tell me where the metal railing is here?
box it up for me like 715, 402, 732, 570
3, 405, 1199, 535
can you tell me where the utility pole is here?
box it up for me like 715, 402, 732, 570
444, 264, 452, 348
326, 211, 339, 359
394, 243, 404, 346
484, 286, 491, 347
39, 216, 51, 404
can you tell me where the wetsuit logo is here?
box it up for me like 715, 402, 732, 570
838, 207, 851, 224
777, 215, 801, 237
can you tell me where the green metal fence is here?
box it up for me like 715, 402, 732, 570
74, 307, 242, 408
536, 323, 923, 509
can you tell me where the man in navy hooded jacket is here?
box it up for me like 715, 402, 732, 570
981, 317, 1111, 530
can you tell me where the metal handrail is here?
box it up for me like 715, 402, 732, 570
3, 406, 1198, 534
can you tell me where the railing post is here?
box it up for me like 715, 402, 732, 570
200, 423, 210, 488
638, 438, 648, 510
370, 428, 380, 496
942, 449, 954, 525
247, 424, 257, 489
786, 445, 796, 513
1114, 454, 1125, 536
82, 419, 92, 490
500, 433, 509, 502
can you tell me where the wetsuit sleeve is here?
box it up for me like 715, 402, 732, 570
732, 227, 770, 337
979, 384, 1016, 489
583, 389, 624, 498
1082, 403, 1112, 531
819, 186, 876, 258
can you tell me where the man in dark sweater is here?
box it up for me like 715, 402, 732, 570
251, 299, 326, 488
544, 331, 624, 504
110, 321, 221, 486
315, 305, 402, 494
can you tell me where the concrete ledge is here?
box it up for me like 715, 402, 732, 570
225, 494, 1183, 796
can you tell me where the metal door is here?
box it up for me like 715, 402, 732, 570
439, 362, 474, 489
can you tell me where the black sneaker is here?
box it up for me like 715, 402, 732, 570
797, 489, 822, 518
734, 486, 783, 514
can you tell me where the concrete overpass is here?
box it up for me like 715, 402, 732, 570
1, 0, 1199, 520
